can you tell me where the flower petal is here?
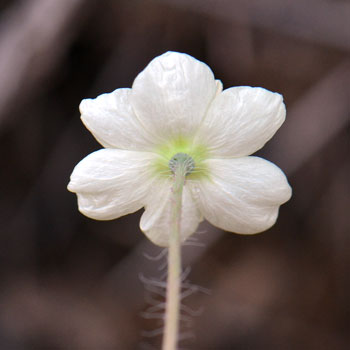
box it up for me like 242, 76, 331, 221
68, 149, 156, 220
131, 51, 218, 140
191, 157, 291, 234
80, 88, 155, 151
140, 180, 202, 247
196, 87, 286, 157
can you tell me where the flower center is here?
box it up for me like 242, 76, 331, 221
169, 153, 195, 176
151, 136, 210, 180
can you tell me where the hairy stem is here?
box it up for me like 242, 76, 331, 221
162, 164, 186, 350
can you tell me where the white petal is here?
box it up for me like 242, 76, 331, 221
191, 157, 291, 234
140, 180, 202, 247
80, 88, 155, 150
131, 51, 218, 139
68, 149, 156, 220
196, 87, 286, 157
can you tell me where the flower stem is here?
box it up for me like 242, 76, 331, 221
162, 164, 186, 350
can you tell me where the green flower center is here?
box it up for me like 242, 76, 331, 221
151, 136, 209, 180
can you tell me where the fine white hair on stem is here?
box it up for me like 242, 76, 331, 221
159, 270, 168, 281
180, 286, 205, 301
188, 228, 208, 235
158, 259, 168, 272
141, 312, 192, 325
143, 248, 167, 261
141, 274, 165, 299
141, 238, 211, 348
140, 265, 192, 288
141, 327, 165, 338
158, 265, 191, 283
139, 273, 167, 288
182, 228, 208, 247
140, 268, 210, 336
180, 304, 204, 317
144, 303, 166, 313
181, 282, 211, 295
180, 266, 191, 281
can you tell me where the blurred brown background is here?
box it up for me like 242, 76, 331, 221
0, 0, 349, 349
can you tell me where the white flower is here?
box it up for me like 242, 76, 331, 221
68, 51, 292, 247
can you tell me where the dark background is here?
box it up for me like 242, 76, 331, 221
0, 0, 349, 349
